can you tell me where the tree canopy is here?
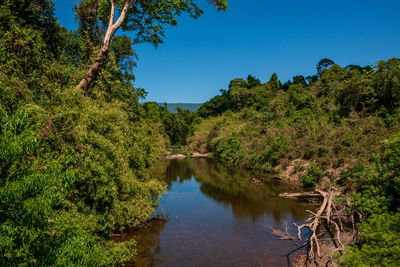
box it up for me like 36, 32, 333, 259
76, 0, 228, 89
317, 58, 335, 76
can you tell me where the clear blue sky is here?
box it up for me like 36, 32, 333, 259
55, 0, 400, 103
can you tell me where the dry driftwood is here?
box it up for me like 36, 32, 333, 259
293, 189, 346, 260
279, 191, 323, 202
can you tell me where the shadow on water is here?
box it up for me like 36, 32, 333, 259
126, 158, 314, 266
114, 219, 168, 267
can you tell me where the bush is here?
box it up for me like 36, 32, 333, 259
337, 135, 400, 265
339, 213, 400, 266
213, 132, 243, 163
301, 164, 324, 187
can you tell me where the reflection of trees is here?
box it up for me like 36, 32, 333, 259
116, 219, 167, 267
150, 159, 194, 189
165, 159, 194, 185
151, 158, 313, 222
194, 160, 311, 222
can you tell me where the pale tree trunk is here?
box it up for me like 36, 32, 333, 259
76, 0, 135, 90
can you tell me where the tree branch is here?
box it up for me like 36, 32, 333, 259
293, 190, 345, 260
76, 0, 136, 90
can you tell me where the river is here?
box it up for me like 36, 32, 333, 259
121, 158, 313, 266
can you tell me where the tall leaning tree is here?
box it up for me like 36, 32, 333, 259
76, 0, 228, 90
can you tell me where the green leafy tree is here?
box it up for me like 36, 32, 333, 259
345, 64, 373, 73
282, 80, 292, 91
305, 75, 318, 84
198, 89, 232, 117
228, 78, 250, 109
76, 0, 228, 90
345, 64, 363, 73
374, 58, 400, 113
316, 58, 335, 76
268, 72, 281, 92
0, 0, 55, 30
287, 84, 314, 110
292, 75, 307, 87
111, 35, 137, 81
247, 74, 261, 88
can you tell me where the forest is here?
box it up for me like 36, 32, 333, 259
1, 0, 399, 266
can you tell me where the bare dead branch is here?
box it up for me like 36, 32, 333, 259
292, 189, 346, 261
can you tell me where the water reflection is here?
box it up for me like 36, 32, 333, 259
115, 219, 167, 267
152, 158, 309, 222
129, 158, 313, 266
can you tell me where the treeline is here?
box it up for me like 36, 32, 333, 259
188, 58, 400, 265
0, 0, 199, 265
198, 58, 399, 119
142, 102, 199, 145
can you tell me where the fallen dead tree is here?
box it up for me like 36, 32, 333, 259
292, 189, 356, 264
276, 189, 359, 265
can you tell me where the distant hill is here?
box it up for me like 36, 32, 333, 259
157, 103, 203, 113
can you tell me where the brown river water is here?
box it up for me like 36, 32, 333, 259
118, 158, 314, 267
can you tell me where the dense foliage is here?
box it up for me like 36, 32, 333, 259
198, 59, 400, 119
192, 58, 400, 170
0, 0, 204, 265
142, 102, 199, 145
338, 136, 400, 266
189, 58, 400, 265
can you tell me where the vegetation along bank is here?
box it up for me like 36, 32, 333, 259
0, 0, 225, 265
187, 58, 400, 266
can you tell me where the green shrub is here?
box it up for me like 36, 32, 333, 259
262, 137, 288, 165
301, 164, 324, 187
337, 135, 400, 265
213, 132, 243, 163
339, 213, 400, 266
